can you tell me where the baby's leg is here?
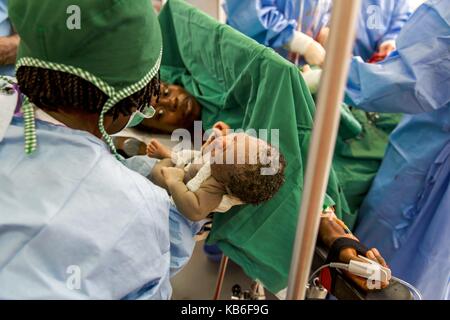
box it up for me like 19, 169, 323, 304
147, 139, 172, 159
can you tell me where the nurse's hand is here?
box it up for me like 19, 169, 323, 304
287, 31, 326, 67
300, 65, 322, 94
304, 41, 326, 67
317, 27, 330, 48
161, 167, 185, 183
0, 34, 20, 65
378, 40, 396, 58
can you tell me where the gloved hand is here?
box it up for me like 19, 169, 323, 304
300, 65, 322, 94
317, 27, 330, 47
377, 40, 396, 58
287, 31, 326, 66
304, 41, 326, 67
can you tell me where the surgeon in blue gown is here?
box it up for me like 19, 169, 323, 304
354, 0, 412, 62
346, 0, 450, 300
224, 0, 332, 66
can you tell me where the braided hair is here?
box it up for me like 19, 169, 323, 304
16, 66, 160, 119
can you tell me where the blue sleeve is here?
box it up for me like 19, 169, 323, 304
224, 0, 296, 48
168, 206, 205, 277
345, 55, 422, 114
321, 3, 332, 28
345, 0, 450, 114
0, 0, 12, 37
381, 0, 412, 43
122, 155, 157, 177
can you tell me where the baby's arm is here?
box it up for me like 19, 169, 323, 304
162, 167, 224, 221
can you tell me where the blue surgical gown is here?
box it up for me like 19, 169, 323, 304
346, 0, 450, 300
0, 117, 199, 299
0, 0, 15, 76
354, 0, 412, 61
224, 0, 332, 52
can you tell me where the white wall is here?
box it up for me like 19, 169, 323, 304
186, 0, 226, 22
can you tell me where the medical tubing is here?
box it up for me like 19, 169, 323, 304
308, 264, 423, 300
391, 276, 423, 300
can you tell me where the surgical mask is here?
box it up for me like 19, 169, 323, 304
125, 105, 156, 128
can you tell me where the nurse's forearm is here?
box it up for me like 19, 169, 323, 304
0, 34, 19, 65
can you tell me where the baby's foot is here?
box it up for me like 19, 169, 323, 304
147, 139, 172, 159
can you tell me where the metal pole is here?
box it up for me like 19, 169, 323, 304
292, 0, 305, 65
286, 0, 361, 300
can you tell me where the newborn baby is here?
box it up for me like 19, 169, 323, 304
147, 123, 286, 221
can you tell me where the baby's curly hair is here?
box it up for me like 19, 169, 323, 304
221, 146, 286, 205
16, 66, 160, 119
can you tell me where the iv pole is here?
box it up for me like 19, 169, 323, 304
286, 0, 361, 300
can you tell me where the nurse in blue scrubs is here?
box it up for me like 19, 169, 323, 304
0, 0, 201, 299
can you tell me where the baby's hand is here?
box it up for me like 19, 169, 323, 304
213, 121, 231, 135
161, 167, 185, 183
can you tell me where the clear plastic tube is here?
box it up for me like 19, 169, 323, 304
391, 276, 423, 300
308, 264, 423, 300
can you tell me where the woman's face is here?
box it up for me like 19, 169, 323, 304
140, 82, 201, 133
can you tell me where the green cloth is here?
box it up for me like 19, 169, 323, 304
333, 110, 402, 229
339, 104, 363, 140
10, 0, 162, 92
159, 0, 350, 293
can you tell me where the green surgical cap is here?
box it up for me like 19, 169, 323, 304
9, 0, 163, 156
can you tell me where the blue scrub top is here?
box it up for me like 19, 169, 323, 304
354, 0, 412, 61
0, 117, 199, 299
346, 0, 450, 300
0, 0, 15, 77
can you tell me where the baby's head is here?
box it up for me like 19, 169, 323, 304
209, 133, 286, 205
